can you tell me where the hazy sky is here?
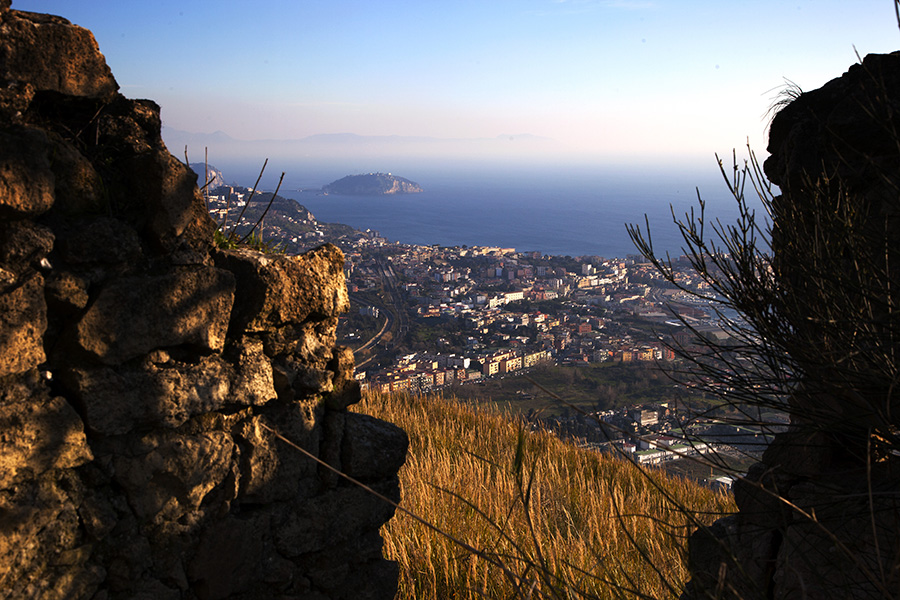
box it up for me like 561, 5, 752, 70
15, 0, 900, 166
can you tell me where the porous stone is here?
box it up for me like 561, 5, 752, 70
187, 513, 274, 599
0, 218, 54, 275
683, 52, 900, 600
765, 52, 900, 197
128, 149, 216, 254
71, 267, 235, 365
55, 216, 142, 269
64, 340, 275, 435
0, 274, 47, 376
0, 126, 55, 218
45, 134, 106, 216
765, 474, 900, 600
325, 345, 362, 411
341, 412, 408, 482
0, 470, 102, 600
110, 430, 236, 525
274, 481, 400, 559
214, 244, 350, 338
44, 270, 89, 314
0, 372, 91, 488
234, 409, 321, 504
0, 6, 406, 598
297, 530, 400, 600
0, 9, 118, 100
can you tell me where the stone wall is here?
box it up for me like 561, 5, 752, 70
0, 5, 407, 599
682, 53, 900, 600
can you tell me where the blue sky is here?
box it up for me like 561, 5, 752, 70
15, 0, 900, 168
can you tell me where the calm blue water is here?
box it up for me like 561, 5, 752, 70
279, 165, 768, 259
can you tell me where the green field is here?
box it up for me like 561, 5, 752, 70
453, 361, 708, 418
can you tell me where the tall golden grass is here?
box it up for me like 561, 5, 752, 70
354, 391, 735, 599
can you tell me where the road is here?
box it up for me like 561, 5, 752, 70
353, 310, 392, 370
376, 258, 408, 336
352, 257, 407, 370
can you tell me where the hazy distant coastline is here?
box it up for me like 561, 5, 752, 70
285, 171, 756, 259
165, 127, 558, 184
171, 128, 762, 259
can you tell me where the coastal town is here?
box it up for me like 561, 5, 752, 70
204, 180, 783, 484
341, 241, 702, 382
336, 236, 781, 482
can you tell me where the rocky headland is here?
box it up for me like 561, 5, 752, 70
322, 173, 423, 196
188, 163, 226, 189
0, 4, 407, 599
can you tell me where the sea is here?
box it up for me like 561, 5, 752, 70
273, 163, 769, 260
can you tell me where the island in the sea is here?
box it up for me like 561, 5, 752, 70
322, 172, 423, 195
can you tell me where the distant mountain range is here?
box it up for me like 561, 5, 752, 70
167, 129, 551, 146
323, 173, 423, 196
163, 128, 556, 171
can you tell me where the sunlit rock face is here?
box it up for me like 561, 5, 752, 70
0, 4, 407, 599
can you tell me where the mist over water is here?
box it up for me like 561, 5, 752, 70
175, 129, 770, 258
272, 162, 767, 259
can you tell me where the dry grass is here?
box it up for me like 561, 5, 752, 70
354, 391, 735, 599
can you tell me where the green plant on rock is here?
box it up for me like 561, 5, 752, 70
212, 228, 286, 254
188, 148, 287, 254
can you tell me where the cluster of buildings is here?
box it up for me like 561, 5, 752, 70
338, 240, 726, 385
362, 353, 474, 393
542, 394, 784, 486
361, 348, 553, 394
542, 400, 763, 489
199, 190, 768, 485
198, 188, 719, 388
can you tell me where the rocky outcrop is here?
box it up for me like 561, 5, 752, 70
189, 163, 226, 189
682, 52, 900, 600
0, 4, 407, 599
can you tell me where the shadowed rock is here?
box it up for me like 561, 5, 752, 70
683, 52, 900, 600
71, 267, 236, 365
0, 4, 407, 599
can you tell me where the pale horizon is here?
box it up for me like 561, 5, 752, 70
16, 0, 900, 174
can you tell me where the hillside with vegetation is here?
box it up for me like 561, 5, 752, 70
204, 182, 362, 254
354, 391, 734, 599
